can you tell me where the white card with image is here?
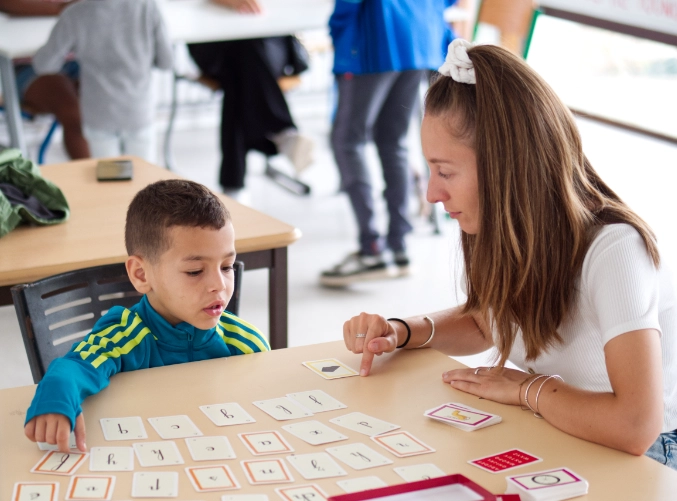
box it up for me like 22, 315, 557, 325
282, 420, 348, 446
286, 390, 347, 413
100, 416, 147, 441
65, 475, 115, 501
285, 452, 347, 480
12, 482, 59, 501
329, 412, 400, 437
186, 436, 236, 461
30, 451, 88, 476
393, 463, 446, 482
38, 432, 77, 451
336, 476, 388, 493
275, 484, 329, 501
132, 471, 178, 498
302, 359, 359, 380
133, 441, 184, 467
240, 458, 295, 485
252, 397, 314, 421
89, 447, 134, 471
326, 443, 393, 470
239, 430, 294, 456
185, 464, 241, 492
200, 402, 256, 426
370, 430, 435, 458
147, 414, 202, 439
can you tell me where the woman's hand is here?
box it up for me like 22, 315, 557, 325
442, 366, 531, 406
343, 313, 399, 377
211, 0, 262, 14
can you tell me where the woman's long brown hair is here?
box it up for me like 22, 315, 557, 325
425, 44, 659, 365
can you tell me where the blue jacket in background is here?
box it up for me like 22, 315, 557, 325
329, 0, 456, 75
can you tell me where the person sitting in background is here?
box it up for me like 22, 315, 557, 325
32, 0, 173, 162
187, 0, 314, 195
0, 0, 90, 159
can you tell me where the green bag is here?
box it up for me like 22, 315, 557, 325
0, 148, 70, 238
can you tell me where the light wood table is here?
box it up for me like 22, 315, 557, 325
1, 341, 676, 499
0, 157, 301, 348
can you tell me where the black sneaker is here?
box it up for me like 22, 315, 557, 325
320, 252, 395, 287
393, 250, 410, 277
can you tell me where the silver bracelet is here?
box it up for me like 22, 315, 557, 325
534, 375, 563, 419
415, 315, 435, 348
523, 375, 548, 413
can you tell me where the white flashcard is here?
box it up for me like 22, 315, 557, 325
133, 441, 184, 467
370, 430, 436, 458
393, 463, 446, 482
240, 458, 295, 485
336, 476, 388, 493
200, 402, 256, 426
186, 436, 236, 461
221, 496, 269, 501
100, 416, 147, 441
89, 447, 134, 471
147, 414, 202, 439
38, 431, 77, 451
302, 359, 359, 380
239, 430, 294, 456
252, 397, 314, 421
325, 443, 393, 471
282, 420, 348, 446
12, 482, 59, 501
329, 412, 400, 437
285, 452, 347, 480
185, 464, 241, 492
65, 475, 115, 500
131, 471, 178, 498
286, 390, 347, 413
275, 484, 328, 501
30, 451, 88, 476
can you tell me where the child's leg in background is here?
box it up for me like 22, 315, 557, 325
120, 125, 156, 163
83, 126, 122, 159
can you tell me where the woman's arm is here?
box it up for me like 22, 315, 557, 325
444, 328, 664, 455
0, 0, 72, 16
344, 305, 494, 376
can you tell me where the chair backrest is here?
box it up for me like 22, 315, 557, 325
11, 261, 243, 383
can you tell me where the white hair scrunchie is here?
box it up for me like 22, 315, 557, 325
438, 39, 476, 84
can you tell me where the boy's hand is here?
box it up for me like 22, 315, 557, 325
24, 413, 87, 453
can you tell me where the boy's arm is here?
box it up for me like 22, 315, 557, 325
218, 313, 270, 354
24, 307, 153, 450
32, 9, 76, 74
151, 0, 173, 70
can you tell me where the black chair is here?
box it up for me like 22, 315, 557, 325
11, 261, 244, 383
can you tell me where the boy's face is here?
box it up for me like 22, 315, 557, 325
135, 222, 237, 330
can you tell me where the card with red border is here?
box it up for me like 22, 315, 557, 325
30, 451, 88, 476
506, 467, 589, 499
12, 482, 59, 501
370, 430, 435, 458
326, 474, 496, 500
185, 464, 241, 492
424, 402, 501, 431
469, 448, 542, 474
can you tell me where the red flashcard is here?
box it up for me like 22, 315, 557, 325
469, 448, 542, 474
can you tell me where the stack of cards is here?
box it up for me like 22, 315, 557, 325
505, 467, 589, 501
424, 402, 502, 431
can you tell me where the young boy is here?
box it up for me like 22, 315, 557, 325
24, 179, 269, 453
32, 0, 173, 162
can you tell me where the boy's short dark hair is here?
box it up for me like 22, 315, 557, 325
125, 179, 231, 261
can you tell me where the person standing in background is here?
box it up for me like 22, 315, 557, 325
0, 0, 90, 159
320, 0, 456, 287
32, 0, 172, 162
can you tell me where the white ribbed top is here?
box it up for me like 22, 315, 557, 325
505, 224, 677, 432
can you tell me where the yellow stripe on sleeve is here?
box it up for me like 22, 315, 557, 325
219, 321, 269, 352
89, 325, 151, 368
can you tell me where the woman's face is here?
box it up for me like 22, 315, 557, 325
422, 114, 480, 235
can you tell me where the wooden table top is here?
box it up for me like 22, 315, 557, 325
1, 341, 676, 499
0, 156, 301, 287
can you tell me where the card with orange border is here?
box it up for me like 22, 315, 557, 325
240, 458, 295, 485
65, 475, 115, 500
12, 482, 59, 501
30, 451, 88, 476
370, 430, 436, 458
185, 464, 241, 492
239, 430, 294, 456
276, 484, 329, 501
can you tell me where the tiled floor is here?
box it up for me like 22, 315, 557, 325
2, 27, 676, 390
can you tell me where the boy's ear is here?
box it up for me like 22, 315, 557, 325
126, 255, 152, 294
